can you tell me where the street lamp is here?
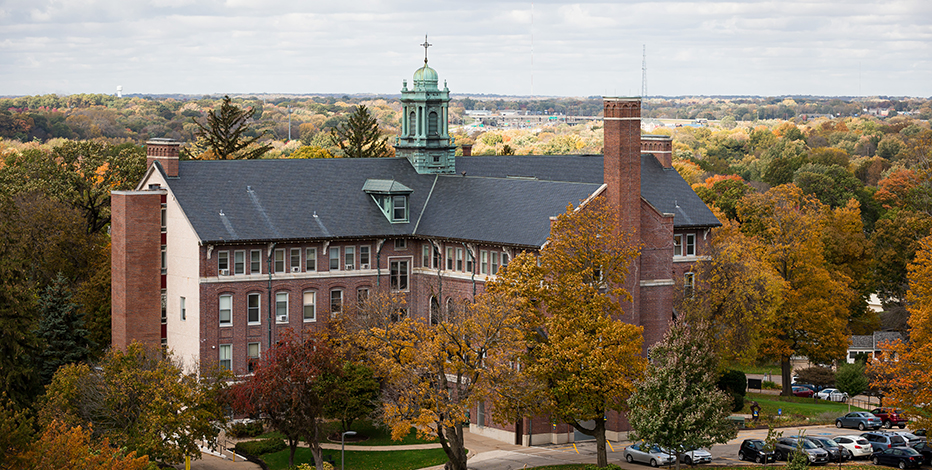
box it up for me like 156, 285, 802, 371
341, 431, 356, 470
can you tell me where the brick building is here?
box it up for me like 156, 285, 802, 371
111, 57, 718, 446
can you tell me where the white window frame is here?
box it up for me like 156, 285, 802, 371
219, 344, 232, 371
306, 247, 317, 272
219, 294, 232, 326
303, 291, 316, 322
180, 296, 186, 321
389, 257, 411, 292
330, 289, 343, 316
161, 245, 167, 275
422, 244, 431, 268
466, 250, 474, 273
392, 195, 408, 222
234, 250, 246, 275
329, 247, 340, 271
250, 249, 261, 274
394, 239, 407, 250
674, 234, 683, 257
290, 248, 301, 272
456, 248, 464, 271
274, 249, 285, 273
247, 293, 261, 324
685, 233, 696, 256
480, 250, 489, 275
491, 252, 500, 275
218, 251, 229, 272
247, 342, 260, 359
344, 246, 355, 270
446, 246, 454, 270
685, 272, 696, 296
359, 245, 371, 267
276, 292, 289, 323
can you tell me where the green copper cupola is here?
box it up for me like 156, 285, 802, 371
395, 35, 456, 174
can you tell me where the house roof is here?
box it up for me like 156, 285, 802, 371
159, 153, 718, 247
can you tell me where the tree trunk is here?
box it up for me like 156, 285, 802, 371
288, 438, 298, 468
437, 422, 468, 470
309, 421, 324, 470
781, 355, 792, 396
593, 418, 608, 468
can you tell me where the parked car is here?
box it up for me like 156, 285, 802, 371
870, 447, 924, 468
793, 386, 815, 398
624, 443, 676, 467
739, 438, 778, 463
833, 435, 874, 460
677, 447, 712, 465
836, 411, 882, 430
809, 436, 848, 462
815, 387, 849, 402
872, 408, 909, 429
862, 431, 910, 452
793, 383, 824, 393
892, 431, 926, 446
774, 437, 830, 464
911, 441, 932, 465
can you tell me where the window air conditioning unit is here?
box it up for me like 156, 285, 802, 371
361, 263, 370, 269
291, 266, 300, 273
219, 269, 230, 276
345, 264, 354, 270
277, 315, 287, 322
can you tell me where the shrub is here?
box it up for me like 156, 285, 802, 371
731, 391, 746, 412
584, 465, 622, 470
235, 437, 286, 456
228, 421, 264, 438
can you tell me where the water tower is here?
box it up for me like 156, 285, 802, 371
116, 85, 123, 98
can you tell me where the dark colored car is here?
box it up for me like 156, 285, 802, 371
836, 411, 882, 430
792, 386, 815, 398
862, 431, 910, 452
912, 441, 932, 465
809, 436, 848, 462
871, 447, 923, 468
739, 439, 777, 463
872, 408, 909, 429
774, 437, 830, 464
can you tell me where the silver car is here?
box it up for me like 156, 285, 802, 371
816, 388, 849, 402
678, 447, 712, 465
624, 443, 676, 467
834, 435, 874, 459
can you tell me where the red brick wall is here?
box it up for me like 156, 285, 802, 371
638, 200, 675, 350
146, 140, 180, 177
641, 135, 673, 168
111, 190, 164, 349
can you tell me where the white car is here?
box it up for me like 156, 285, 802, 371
624, 443, 676, 467
678, 447, 712, 465
833, 435, 873, 459
815, 388, 849, 402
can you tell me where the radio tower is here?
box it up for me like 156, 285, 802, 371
641, 45, 648, 114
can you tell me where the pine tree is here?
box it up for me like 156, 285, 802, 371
190, 95, 271, 160
35, 273, 93, 385
329, 105, 391, 158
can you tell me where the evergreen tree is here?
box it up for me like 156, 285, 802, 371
35, 273, 93, 385
628, 319, 736, 470
190, 95, 271, 160
329, 105, 391, 158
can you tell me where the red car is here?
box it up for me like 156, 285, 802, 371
871, 408, 908, 429
793, 386, 815, 398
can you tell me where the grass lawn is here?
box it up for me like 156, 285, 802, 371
258, 419, 438, 446
261, 447, 448, 470
733, 364, 781, 376
743, 392, 867, 427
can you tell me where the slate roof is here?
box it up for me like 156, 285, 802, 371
160, 153, 718, 247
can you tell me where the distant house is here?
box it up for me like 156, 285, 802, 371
847, 331, 904, 363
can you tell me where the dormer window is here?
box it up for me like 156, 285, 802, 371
363, 179, 413, 224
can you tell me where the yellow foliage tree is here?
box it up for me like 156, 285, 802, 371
868, 235, 932, 432
14, 420, 149, 470
340, 292, 524, 470
488, 197, 646, 468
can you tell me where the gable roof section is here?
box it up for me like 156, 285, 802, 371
165, 157, 599, 246
456, 154, 720, 229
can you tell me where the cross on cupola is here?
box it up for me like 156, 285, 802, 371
421, 34, 431, 64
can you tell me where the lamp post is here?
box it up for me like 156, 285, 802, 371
341, 431, 356, 470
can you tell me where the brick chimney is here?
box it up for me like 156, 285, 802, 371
146, 138, 180, 177
461, 144, 473, 157
603, 98, 641, 238
640, 134, 673, 168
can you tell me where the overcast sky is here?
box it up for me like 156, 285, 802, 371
2, 1, 930, 98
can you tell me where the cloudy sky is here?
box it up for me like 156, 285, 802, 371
2, 1, 930, 98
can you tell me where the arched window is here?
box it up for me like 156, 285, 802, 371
428, 111, 438, 135
408, 111, 416, 136
430, 296, 440, 325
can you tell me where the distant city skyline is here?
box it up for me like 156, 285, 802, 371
2, 1, 930, 98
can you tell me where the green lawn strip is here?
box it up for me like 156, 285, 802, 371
261, 447, 448, 470
525, 466, 591, 470
733, 364, 781, 376
744, 392, 866, 420
258, 420, 437, 447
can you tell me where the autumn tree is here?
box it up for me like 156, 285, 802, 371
738, 184, 855, 395
691, 175, 753, 221
627, 320, 737, 470
868, 235, 932, 432
40, 342, 229, 466
675, 217, 783, 365
13, 420, 149, 470
190, 95, 272, 160
323, 361, 380, 433
488, 198, 646, 468
342, 291, 524, 470
871, 210, 932, 320
228, 330, 339, 469
329, 105, 391, 158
